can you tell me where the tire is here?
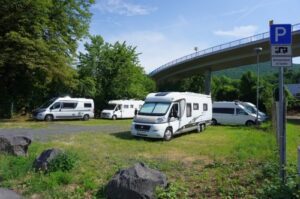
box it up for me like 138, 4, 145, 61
83, 114, 89, 121
246, 120, 255, 126
112, 115, 117, 120
197, 123, 203, 133
163, 128, 173, 141
211, 119, 217, 125
44, 114, 53, 122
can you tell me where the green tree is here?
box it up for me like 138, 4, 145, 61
0, 0, 94, 115
77, 36, 156, 110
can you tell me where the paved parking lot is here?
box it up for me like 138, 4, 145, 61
0, 123, 130, 141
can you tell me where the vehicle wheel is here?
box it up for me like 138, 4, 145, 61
83, 114, 89, 121
44, 114, 53, 122
197, 123, 203, 133
246, 120, 255, 126
112, 115, 117, 120
211, 119, 217, 125
163, 128, 173, 141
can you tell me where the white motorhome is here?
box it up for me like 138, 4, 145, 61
32, 97, 94, 121
131, 92, 212, 141
101, 100, 144, 120
212, 101, 262, 125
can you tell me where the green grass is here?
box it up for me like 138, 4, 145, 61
0, 121, 299, 198
0, 118, 132, 128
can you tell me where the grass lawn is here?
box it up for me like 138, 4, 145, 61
0, 121, 299, 198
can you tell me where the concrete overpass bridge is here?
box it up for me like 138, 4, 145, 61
149, 23, 300, 94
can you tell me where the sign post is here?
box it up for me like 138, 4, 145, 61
270, 24, 292, 183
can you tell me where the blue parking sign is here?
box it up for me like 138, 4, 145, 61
270, 24, 292, 44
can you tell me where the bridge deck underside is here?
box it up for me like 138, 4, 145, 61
152, 32, 300, 83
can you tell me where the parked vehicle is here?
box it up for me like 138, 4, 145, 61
131, 92, 212, 141
32, 96, 94, 121
101, 100, 144, 120
212, 101, 262, 125
240, 102, 268, 121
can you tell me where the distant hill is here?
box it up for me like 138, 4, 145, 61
213, 62, 300, 79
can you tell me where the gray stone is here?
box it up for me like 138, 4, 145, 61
0, 188, 22, 199
106, 162, 167, 199
33, 148, 63, 172
0, 136, 31, 156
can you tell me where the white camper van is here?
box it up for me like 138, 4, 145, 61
32, 97, 94, 121
101, 100, 144, 120
131, 92, 212, 141
240, 102, 268, 121
212, 101, 262, 125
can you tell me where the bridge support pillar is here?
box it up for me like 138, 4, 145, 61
204, 70, 211, 95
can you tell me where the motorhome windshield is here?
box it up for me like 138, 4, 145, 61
139, 102, 171, 116
106, 104, 117, 110
39, 98, 56, 109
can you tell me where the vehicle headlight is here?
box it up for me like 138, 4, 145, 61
155, 117, 166, 124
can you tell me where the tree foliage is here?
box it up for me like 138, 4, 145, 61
0, 0, 94, 114
77, 35, 156, 110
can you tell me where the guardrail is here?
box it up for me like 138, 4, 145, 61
149, 23, 300, 76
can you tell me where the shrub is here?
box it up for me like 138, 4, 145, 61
47, 152, 77, 173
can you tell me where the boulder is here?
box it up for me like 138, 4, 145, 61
0, 136, 31, 156
106, 162, 167, 199
0, 188, 22, 199
33, 148, 63, 172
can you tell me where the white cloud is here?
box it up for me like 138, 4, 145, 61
107, 31, 208, 73
93, 0, 156, 16
213, 25, 258, 38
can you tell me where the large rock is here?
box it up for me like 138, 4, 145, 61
33, 148, 63, 172
106, 162, 167, 199
0, 136, 31, 156
0, 188, 22, 199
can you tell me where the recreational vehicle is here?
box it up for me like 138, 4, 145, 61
32, 97, 94, 121
212, 101, 262, 125
131, 92, 212, 141
101, 100, 144, 119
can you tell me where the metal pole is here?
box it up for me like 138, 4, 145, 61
279, 66, 286, 182
256, 53, 260, 124
254, 47, 262, 124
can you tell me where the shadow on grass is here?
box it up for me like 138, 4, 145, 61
287, 118, 300, 125
110, 131, 165, 142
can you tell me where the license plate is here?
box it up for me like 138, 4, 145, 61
137, 131, 147, 136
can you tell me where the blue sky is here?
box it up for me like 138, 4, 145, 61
80, 0, 300, 72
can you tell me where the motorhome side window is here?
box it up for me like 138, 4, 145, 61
84, 103, 92, 108
186, 103, 192, 117
193, 103, 199, 110
203, 103, 208, 111
51, 102, 60, 109
169, 103, 179, 118
236, 108, 248, 115
124, 105, 129, 109
62, 102, 77, 109
212, 108, 234, 114
130, 105, 134, 108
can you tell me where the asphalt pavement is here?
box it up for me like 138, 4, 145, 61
0, 123, 130, 141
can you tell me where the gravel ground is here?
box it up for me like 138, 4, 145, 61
0, 123, 131, 141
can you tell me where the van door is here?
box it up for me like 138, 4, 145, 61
61, 102, 78, 119
122, 104, 131, 118
114, 104, 122, 118
168, 102, 180, 134
233, 108, 250, 125
49, 102, 62, 119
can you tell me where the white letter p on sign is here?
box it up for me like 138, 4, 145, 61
275, 27, 286, 42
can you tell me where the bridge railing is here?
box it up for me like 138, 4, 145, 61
150, 23, 300, 76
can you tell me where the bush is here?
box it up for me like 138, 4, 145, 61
47, 152, 77, 173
